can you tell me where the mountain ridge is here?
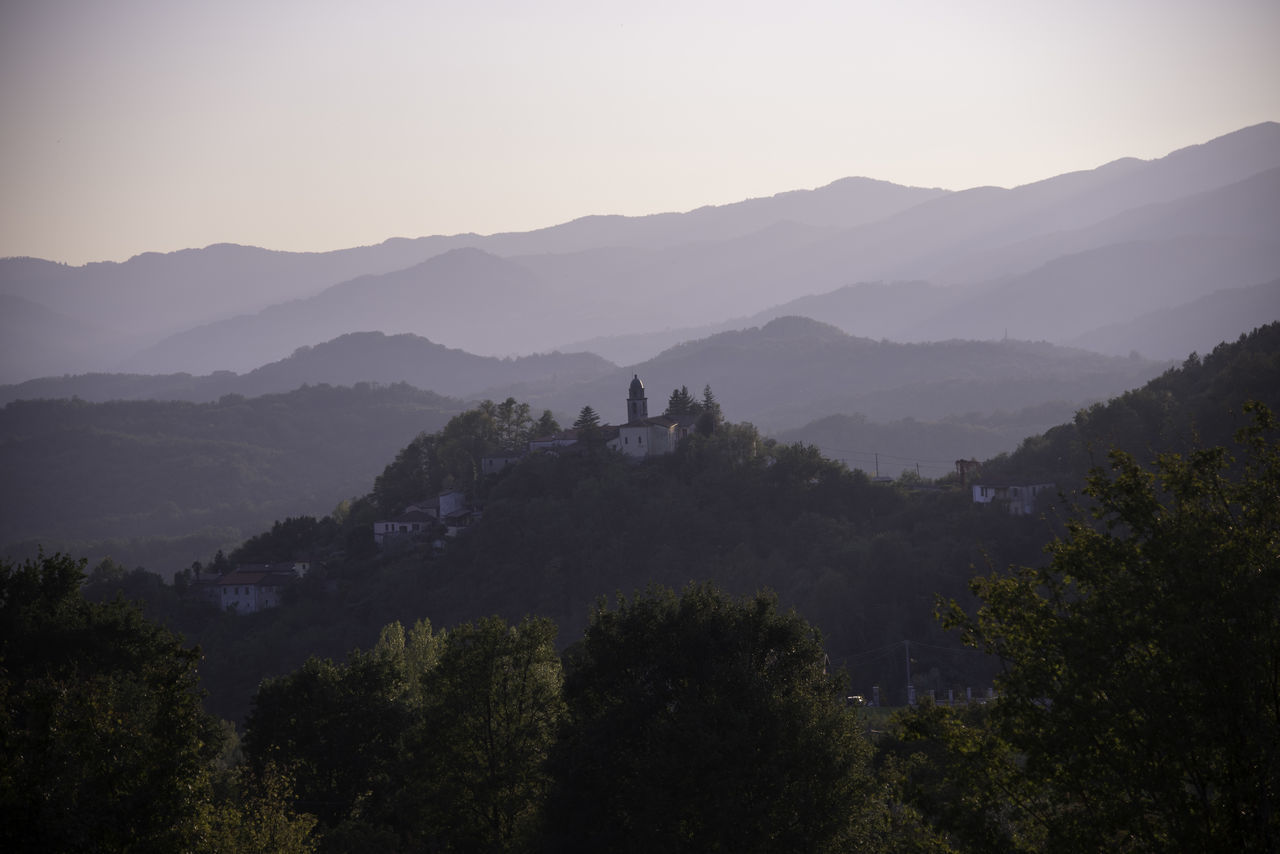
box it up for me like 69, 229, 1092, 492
3, 122, 1277, 384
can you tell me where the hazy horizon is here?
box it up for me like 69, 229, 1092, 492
3, 0, 1279, 266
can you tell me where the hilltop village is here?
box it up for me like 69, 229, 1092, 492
376, 374, 703, 550
188, 373, 1055, 613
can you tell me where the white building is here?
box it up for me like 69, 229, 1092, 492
971, 482, 1054, 516
607, 375, 695, 459
373, 489, 469, 547
210, 563, 303, 613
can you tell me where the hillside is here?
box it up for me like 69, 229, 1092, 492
511, 316, 1169, 432
1065, 277, 1280, 359
79, 322, 1280, 733
0, 331, 615, 406
0, 383, 466, 570
985, 321, 1280, 485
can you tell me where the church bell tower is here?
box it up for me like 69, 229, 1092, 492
626, 374, 648, 423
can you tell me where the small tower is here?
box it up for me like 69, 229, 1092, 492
626, 374, 648, 423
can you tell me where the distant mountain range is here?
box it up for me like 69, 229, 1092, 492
0, 331, 615, 406
3, 122, 1278, 384
504, 316, 1169, 432
4, 317, 1171, 439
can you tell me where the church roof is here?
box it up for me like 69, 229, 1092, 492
629, 374, 645, 398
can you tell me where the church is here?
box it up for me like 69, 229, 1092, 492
609, 374, 696, 459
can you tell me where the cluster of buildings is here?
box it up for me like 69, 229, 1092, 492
195, 376, 1055, 612
373, 489, 470, 550
378, 374, 701, 550
497, 374, 699, 466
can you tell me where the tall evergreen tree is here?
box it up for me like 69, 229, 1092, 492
665, 385, 697, 416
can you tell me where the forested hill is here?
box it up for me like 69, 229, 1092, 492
516, 315, 1169, 431
0, 383, 465, 570
0, 331, 616, 406
983, 321, 1280, 485
70, 322, 1280, 730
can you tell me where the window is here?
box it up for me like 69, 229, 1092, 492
638, 435, 643, 444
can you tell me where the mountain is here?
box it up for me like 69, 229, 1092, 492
454, 176, 948, 255
984, 321, 1280, 486
0, 293, 143, 384
116, 184, 950, 376
773, 410, 1069, 480
1066, 277, 1280, 360
0, 240, 483, 369
120, 249, 554, 374
0, 331, 615, 406
502, 316, 1169, 432
2, 179, 945, 382
10, 122, 1279, 388
0, 383, 466, 571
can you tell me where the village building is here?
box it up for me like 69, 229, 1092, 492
480, 452, 524, 475
971, 482, 1054, 516
190, 562, 309, 614
373, 489, 468, 547
606, 375, 697, 459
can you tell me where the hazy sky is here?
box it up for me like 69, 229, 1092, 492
3, 0, 1278, 265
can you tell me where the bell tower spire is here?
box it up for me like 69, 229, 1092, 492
626, 374, 648, 423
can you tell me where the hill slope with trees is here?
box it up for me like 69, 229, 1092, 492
38, 322, 1278, 850
0, 383, 465, 570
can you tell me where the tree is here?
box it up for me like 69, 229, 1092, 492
532, 409, 560, 440
407, 616, 565, 851
242, 643, 413, 832
571, 405, 603, 451
0, 552, 254, 852
941, 403, 1280, 851
665, 385, 697, 416
571, 406, 599, 430
543, 584, 882, 853
700, 383, 721, 420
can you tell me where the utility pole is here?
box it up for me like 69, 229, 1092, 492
905, 639, 914, 706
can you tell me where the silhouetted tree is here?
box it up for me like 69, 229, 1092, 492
665, 385, 697, 416
938, 403, 1280, 851
544, 584, 881, 852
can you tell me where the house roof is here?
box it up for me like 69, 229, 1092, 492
216, 568, 296, 587
391, 510, 435, 524
531, 428, 584, 443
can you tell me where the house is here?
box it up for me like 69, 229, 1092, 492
528, 428, 586, 452
373, 508, 438, 546
373, 489, 470, 548
210, 563, 302, 613
480, 452, 524, 475
972, 482, 1054, 516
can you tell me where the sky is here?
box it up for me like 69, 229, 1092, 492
2, 0, 1278, 266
